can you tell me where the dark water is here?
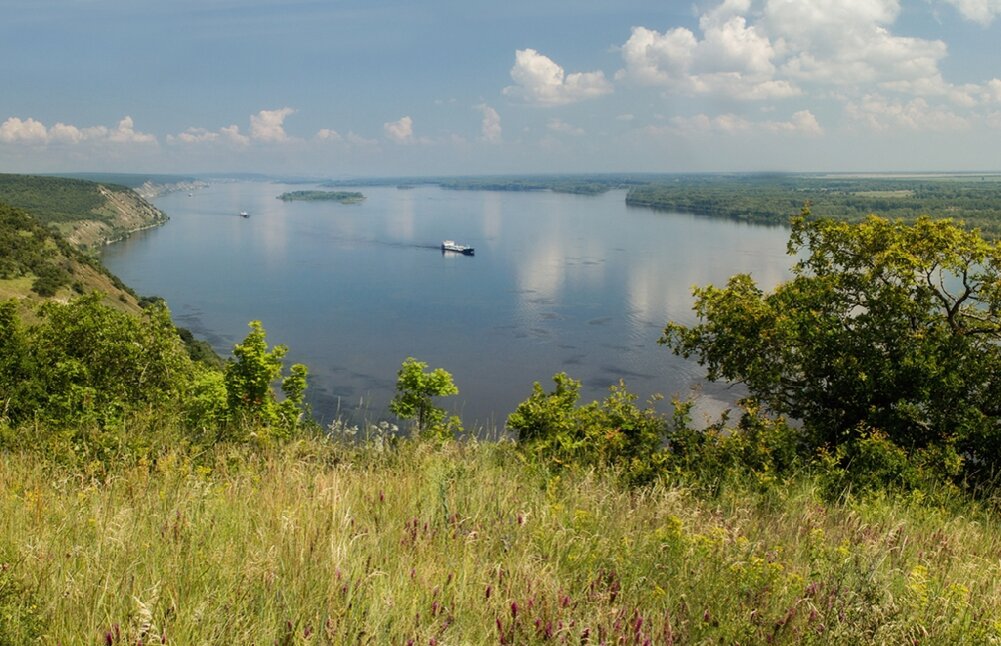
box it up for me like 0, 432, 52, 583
102, 182, 793, 429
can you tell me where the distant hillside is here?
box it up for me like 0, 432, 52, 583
0, 202, 140, 312
0, 173, 168, 248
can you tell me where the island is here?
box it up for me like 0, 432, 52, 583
276, 190, 365, 204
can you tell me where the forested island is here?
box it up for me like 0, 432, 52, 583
277, 190, 365, 204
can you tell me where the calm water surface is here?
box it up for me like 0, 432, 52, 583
103, 182, 793, 429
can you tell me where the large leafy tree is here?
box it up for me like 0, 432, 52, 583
662, 211, 1001, 471
0, 294, 193, 425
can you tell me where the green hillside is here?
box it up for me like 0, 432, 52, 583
0, 202, 140, 311
0, 173, 167, 248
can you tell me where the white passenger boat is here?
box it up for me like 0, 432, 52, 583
441, 240, 474, 255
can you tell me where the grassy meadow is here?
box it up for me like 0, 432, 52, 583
3, 433, 1001, 645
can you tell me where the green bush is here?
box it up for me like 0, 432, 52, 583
389, 357, 460, 440
223, 320, 309, 440
507, 373, 669, 484
664, 404, 803, 493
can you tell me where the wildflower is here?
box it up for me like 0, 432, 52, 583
485, 585, 492, 600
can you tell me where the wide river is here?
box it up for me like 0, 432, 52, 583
103, 181, 793, 430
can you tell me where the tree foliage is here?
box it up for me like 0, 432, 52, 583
662, 211, 1001, 478
0, 293, 192, 426
507, 373, 669, 483
389, 357, 459, 438
627, 174, 1001, 237
223, 320, 309, 438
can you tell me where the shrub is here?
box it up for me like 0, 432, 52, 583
389, 357, 460, 441
507, 373, 669, 484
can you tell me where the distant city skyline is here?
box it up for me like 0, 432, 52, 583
3, 0, 1001, 176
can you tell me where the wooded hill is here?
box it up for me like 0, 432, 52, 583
0, 174, 170, 312
0, 173, 167, 249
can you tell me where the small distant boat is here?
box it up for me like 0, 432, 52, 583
441, 240, 474, 256
239, 211, 250, 218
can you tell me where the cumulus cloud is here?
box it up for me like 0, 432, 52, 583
108, 116, 156, 144
667, 113, 751, 133
250, 107, 295, 142
167, 123, 250, 146
0, 117, 48, 143
845, 95, 970, 131
617, 0, 964, 103
478, 104, 502, 143
0, 115, 156, 145
220, 125, 250, 146
346, 131, 380, 148
764, 0, 948, 91
168, 127, 219, 144
940, 0, 1001, 24
664, 109, 822, 135
617, 5, 800, 100
503, 49, 613, 106
383, 116, 414, 143
764, 109, 824, 135
315, 128, 342, 141
985, 79, 1001, 103
48, 122, 86, 144
547, 118, 584, 136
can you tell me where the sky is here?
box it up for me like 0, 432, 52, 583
3, 0, 1001, 177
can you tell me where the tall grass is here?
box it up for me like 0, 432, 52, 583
3, 436, 1001, 644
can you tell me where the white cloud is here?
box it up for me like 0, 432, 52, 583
985, 79, 1001, 103
940, 0, 1001, 24
0, 117, 48, 143
503, 49, 612, 106
668, 113, 751, 133
763, 109, 823, 135
664, 109, 822, 135
220, 125, 250, 146
167, 123, 250, 146
617, 17, 799, 100
618, 0, 965, 104
250, 107, 295, 142
315, 128, 342, 141
168, 127, 220, 144
48, 122, 86, 144
547, 118, 584, 136
764, 0, 948, 90
383, 116, 414, 143
478, 104, 502, 143
0, 115, 156, 145
845, 95, 970, 131
108, 116, 156, 144
346, 131, 379, 148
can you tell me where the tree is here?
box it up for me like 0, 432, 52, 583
389, 357, 459, 437
224, 320, 309, 437
661, 211, 1001, 474
21, 294, 192, 425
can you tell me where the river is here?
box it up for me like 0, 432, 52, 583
102, 181, 793, 430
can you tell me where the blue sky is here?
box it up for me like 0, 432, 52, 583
3, 0, 1001, 176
